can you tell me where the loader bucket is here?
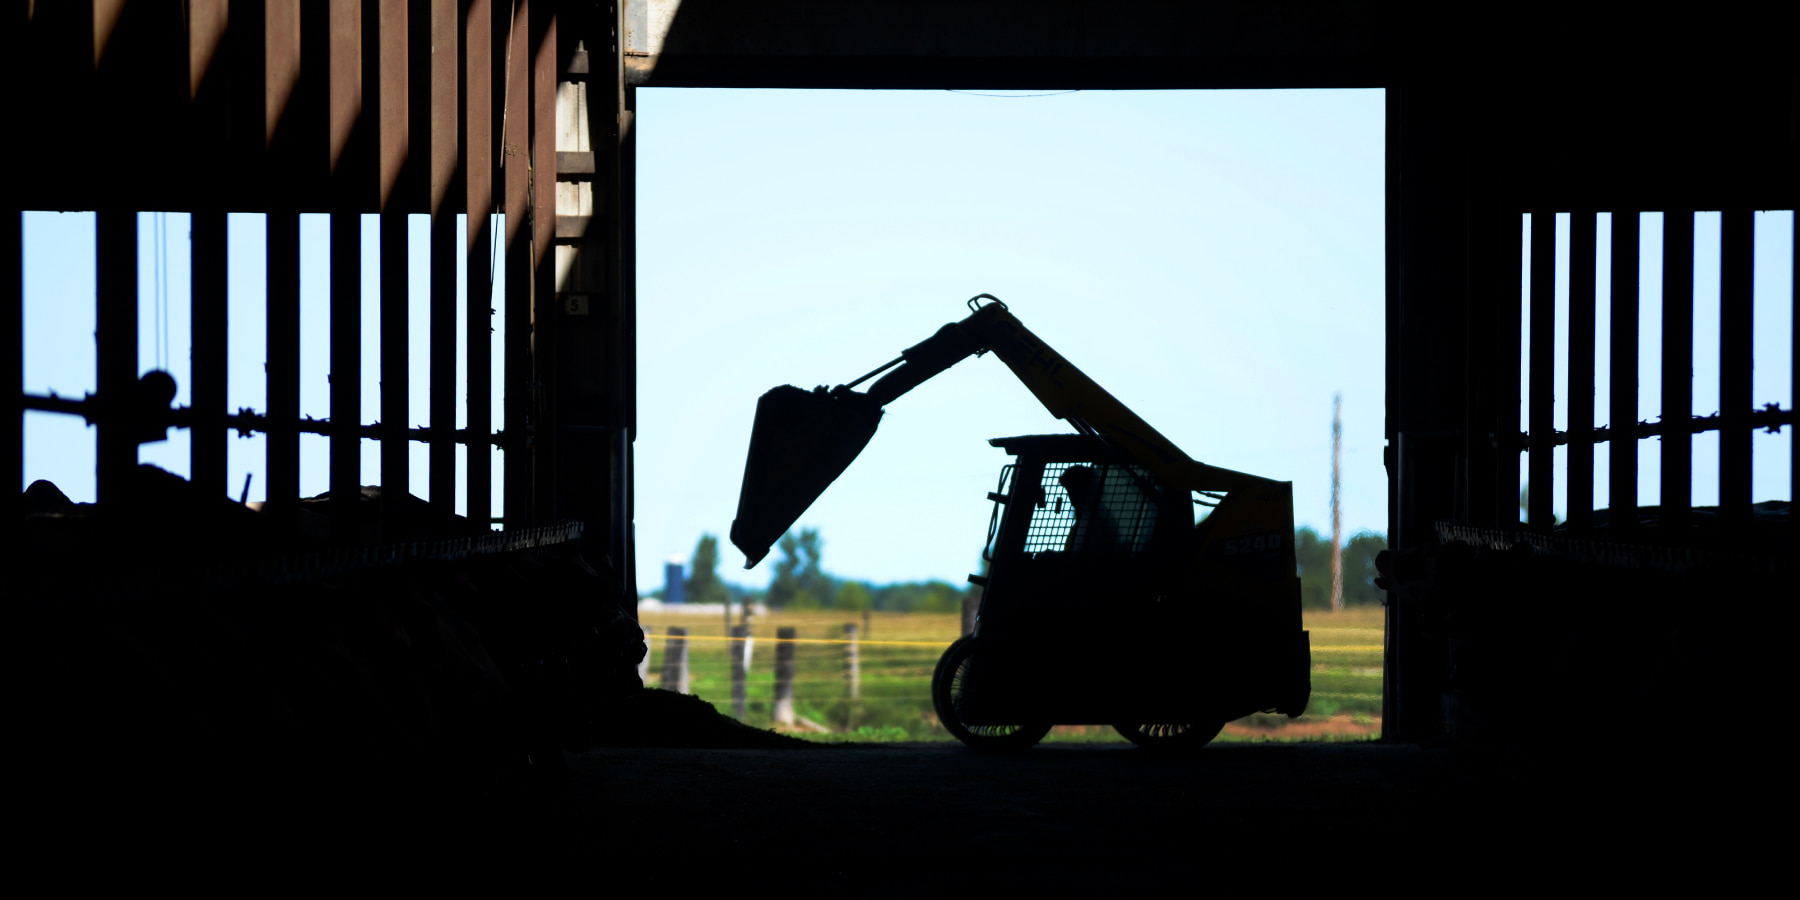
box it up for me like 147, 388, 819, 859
730, 385, 882, 568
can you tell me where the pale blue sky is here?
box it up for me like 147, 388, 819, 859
19, 88, 1794, 591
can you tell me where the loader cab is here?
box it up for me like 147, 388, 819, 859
972, 435, 1197, 634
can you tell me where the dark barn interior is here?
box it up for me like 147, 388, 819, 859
7, 0, 1794, 886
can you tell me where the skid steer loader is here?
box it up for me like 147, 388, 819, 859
730, 295, 1309, 751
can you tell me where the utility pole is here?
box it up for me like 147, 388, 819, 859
1330, 392, 1344, 614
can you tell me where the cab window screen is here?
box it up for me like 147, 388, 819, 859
1023, 462, 1159, 555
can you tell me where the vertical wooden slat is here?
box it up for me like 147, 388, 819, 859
6, 11, 28, 494
264, 3, 305, 521
267, 212, 301, 516
502, 0, 532, 528
466, 0, 493, 529
1566, 211, 1597, 530
329, 0, 364, 541
227, 1, 268, 200
2, 0, 22, 490
424, 0, 460, 514
3, 209, 18, 496
1718, 209, 1753, 527
1527, 210, 1556, 530
619, 75, 637, 597
191, 212, 228, 501
184, 0, 233, 501
1609, 211, 1639, 528
96, 212, 138, 511
531, 2, 557, 523
187, 0, 229, 211
1661, 210, 1694, 527
1495, 212, 1523, 527
378, 1, 410, 537
265, 0, 304, 201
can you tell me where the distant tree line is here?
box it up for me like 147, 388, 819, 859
658, 526, 1386, 613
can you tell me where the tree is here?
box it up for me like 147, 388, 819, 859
794, 528, 832, 604
835, 581, 873, 613
685, 534, 729, 608
767, 532, 801, 608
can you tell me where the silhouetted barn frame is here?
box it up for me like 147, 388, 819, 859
5, 2, 1795, 743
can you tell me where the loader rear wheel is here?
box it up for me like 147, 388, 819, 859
932, 637, 1050, 753
1113, 722, 1224, 751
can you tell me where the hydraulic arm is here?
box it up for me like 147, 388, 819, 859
730, 295, 1272, 567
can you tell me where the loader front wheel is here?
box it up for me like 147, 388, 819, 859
932, 637, 1049, 753
1112, 722, 1224, 751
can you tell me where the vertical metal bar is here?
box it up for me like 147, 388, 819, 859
329, 0, 363, 541
425, 0, 460, 514
1528, 210, 1556, 530
1718, 209, 1753, 525
96, 212, 138, 511
531, 2, 557, 523
1566, 211, 1597, 530
1609, 211, 1639, 528
3, 209, 18, 497
465, 0, 493, 529
378, 1, 409, 538
191, 211, 228, 501
502, 0, 532, 528
1495, 211, 1523, 528
1661, 210, 1694, 527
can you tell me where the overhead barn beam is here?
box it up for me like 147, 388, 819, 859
622, 0, 1386, 89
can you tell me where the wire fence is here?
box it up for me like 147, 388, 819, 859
633, 608, 1385, 743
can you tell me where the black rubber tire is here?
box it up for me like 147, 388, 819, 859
932, 636, 1051, 753
1112, 721, 1225, 751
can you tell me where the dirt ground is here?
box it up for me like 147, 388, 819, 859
510, 741, 1765, 891
19, 738, 1772, 890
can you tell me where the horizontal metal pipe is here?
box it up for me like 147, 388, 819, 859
21, 393, 512, 447
1517, 406, 1793, 451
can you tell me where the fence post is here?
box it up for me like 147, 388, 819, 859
774, 626, 797, 727
843, 623, 860, 700
730, 623, 750, 719
637, 626, 652, 686
661, 626, 689, 694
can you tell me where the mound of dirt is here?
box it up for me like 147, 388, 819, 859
593, 688, 816, 749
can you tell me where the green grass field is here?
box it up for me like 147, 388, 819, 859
636, 606, 1384, 743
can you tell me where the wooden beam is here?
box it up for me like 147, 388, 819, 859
1565, 211, 1596, 530
379, 0, 410, 537
1608, 211, 1638, 528
1718, 209, 1752, 525
424, 0, 461, 514
1527, 210, 1555, 530
1660, 211, 1693, 527
465, 0, 494, 528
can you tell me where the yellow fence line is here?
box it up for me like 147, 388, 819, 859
638, 633, 1384, 652
643, 633, 956, 648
